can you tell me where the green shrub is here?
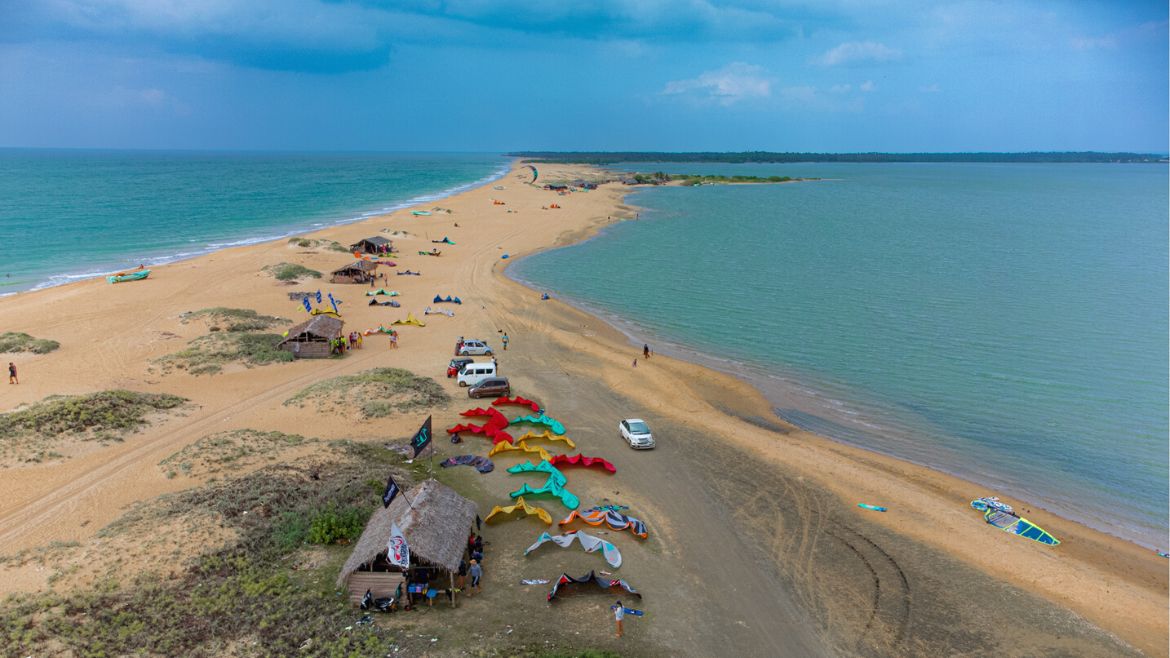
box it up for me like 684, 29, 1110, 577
306, 506, 367, 545
0, 331, 60, 354
0, 390, 187, 439
156, 333, 293, 375
262, 262, 321, 281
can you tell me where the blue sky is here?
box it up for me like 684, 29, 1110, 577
1, 0, 1166, 152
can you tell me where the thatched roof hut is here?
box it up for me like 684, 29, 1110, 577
277, 315, 343, 359
336, 480, 478, 589
331, 259, 378, 283
351, 236, 393, 254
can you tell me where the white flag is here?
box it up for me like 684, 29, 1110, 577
388, 522, 410, 569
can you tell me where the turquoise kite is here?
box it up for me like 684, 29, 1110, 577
510, 413, 566, 435
510, 479, 579, 510
526, 164, 538, 184
506, 460, 567, 487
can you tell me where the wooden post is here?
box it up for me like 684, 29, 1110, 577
449, 571, 456, 607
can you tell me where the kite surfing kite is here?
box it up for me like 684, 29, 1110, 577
391, 313, 425, 327
510, 478, 579, 510
510, 413, 566, 435
549, 454, 616, 474
485, 497, 552, 526
460, 406, 511, 431
547, 570, 640, 602
440, 455, 495, 473
560, 507, 648, 539
525, 530, 622, 568
489, 441, 552, 462
516, 430, 575, 450
446, 423, 514, 445
492, 396, 541, 413
432, 294, 462, 304
526, 164, 538, 184
506, 459, 567, 487
970, 497, 1060, 546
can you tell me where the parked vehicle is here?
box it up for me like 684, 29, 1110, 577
457, 361, 497, 387
458, 339, 493, 356
448, 357, 474, 378
619, 419, 655, 449
469, 377, 510, 399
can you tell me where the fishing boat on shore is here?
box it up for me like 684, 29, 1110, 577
107, 269, 150, 284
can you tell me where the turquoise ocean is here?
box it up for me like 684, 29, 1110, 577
511, 162, 1169, 548
0, 150, 509, 295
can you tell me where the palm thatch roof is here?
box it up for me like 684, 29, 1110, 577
332, 259, 378, 275
336, 480, 477, 586
278, 315, 343, 344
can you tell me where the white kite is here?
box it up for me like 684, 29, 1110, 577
524, 530, 622, 568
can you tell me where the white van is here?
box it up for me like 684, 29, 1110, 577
457, 361, 497, 387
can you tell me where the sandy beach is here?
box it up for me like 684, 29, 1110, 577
0, 163, 1165, 656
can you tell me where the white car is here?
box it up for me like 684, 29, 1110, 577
619, 419, 655, 450
458, 340, 493, 356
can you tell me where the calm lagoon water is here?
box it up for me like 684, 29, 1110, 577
511, 162, 1169, 547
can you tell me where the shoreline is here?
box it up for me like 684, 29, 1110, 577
0, 155, 514, 297
0, 162, 1165, 655
508, 263, 1164, 550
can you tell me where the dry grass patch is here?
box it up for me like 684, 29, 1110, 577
284, 367, 449, 418
0, 331, 60, 354
159, 429, 315, 479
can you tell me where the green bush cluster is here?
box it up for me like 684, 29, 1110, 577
157, 332, 294, 375
285, 368, 449, 418
263, 262, 322, 281
185, 307, 287, 332
0, 390, 187, 439
0, 331, 60, 354
306, 506, 368, 545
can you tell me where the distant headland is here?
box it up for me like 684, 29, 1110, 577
510, 151, 1168, 164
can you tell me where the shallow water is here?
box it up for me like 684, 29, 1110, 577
512, 162, 1169, 547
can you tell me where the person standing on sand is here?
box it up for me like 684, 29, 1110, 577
612, 600, 625, 637
8, 362, 17, 384
632, 358, 637, 368
468, 559, 483, 595
643, 344, 651, 359
502, 333, 509, 351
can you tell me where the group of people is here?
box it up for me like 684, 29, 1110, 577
329, 333, 362, 355
457, 532, 486, 596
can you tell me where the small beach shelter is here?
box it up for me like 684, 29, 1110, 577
337, 480, 478, 607
351, 236, 393, 254
276, 315, 343, 359
331, 259, 378, 284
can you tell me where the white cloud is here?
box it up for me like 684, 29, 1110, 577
662, 62, 772, 106
816, 40, 901, 66
859, 80, 875, 92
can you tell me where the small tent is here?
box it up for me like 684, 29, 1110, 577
331, 259, 378, 284
277, 315, 343, 359
351, 236, 393, 254
336, 480, 477, 606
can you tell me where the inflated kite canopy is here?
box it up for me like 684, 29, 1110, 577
439, 455, 495, 473
547, 570, 640, 602
432, 294, 462, 304
446, 423, 514, 445
484, 496, 552, 526
461, 407, 510, 431
509, 413, 566, 435
525, 530, 622, 568
390, 313, 426, 326
516, 430, 575, 450
510, 479, 579, 511
489, 441, 552, 462
506, 459, 567, 487
492, 396, 541, 413
560, 508, 648, 539
549, 454, 616, 474
365, 289, 399, 296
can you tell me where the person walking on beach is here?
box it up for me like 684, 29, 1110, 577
389, 333, 398, 349
632, 358, 637, 368
8, 362, 17, 384
612, 600, 625, 637
468, 559, 483, 596
502, 333, 509, 351
643, 344, 651, 359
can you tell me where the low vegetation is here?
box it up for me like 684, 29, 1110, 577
159, 429, 314, 479
155, 332, 293, 375
284, 367, 449, 418
181, 307, 287, 332
625, 171, 803, 185
2, 442, 406, 657
0, 331, 60, 354
0, 390, 188, 464
263, 262, 322, 281
288, 237, 349, 252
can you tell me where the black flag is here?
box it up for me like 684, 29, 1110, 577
410, 415, 433, 458
382, 474, 400, 508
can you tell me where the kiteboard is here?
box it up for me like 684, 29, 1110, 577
857, 503, 888, 512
